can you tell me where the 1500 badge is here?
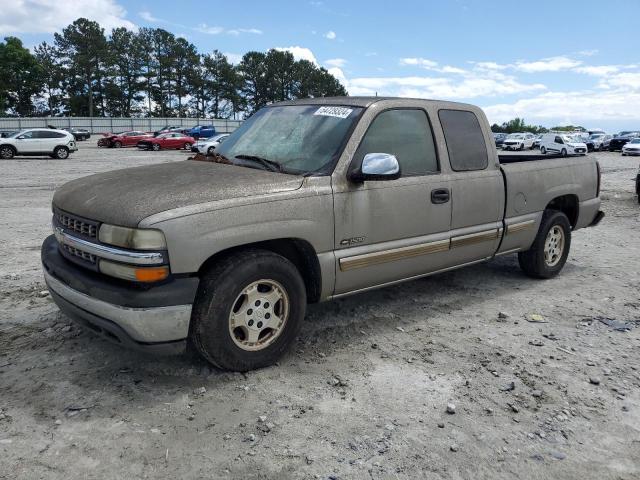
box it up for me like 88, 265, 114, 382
340, 236, 366, 246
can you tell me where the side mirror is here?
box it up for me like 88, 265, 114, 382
17, 135, 26, 140
349, 153, 401, 183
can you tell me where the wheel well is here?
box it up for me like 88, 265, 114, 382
0, 144, 16, 153
198, 238, 322, 303
546, 195, 578, 227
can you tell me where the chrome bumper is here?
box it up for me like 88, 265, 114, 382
44, 269, 192, 343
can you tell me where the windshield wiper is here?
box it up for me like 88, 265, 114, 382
234, 154, 284, 173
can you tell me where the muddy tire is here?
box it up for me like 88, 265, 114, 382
54, 146, 69, 159
518, 210, 571, 279
190, 249, 306, 371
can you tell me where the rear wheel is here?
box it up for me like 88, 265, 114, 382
183, 142, 191, 150
190, 249, 306, 371
152, 143, 161, 151
0, 145, 15, 159
518, 210, 571, 279
54, 146, 69, 159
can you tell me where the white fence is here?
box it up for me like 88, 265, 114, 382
0, 117, 242, 134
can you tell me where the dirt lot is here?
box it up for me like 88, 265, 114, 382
0, 142, 639, 479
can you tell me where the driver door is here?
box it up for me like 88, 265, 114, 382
332, 108, 452, 295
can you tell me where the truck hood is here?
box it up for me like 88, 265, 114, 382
53, 160, 304, 227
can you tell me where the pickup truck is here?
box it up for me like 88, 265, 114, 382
41, 97, 604, 371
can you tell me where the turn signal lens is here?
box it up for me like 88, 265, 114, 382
100, 260, 169, 283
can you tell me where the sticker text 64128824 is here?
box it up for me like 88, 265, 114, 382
313, 106, 353, 119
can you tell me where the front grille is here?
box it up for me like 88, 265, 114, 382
55, 210, 98, 238
61, 243, 97, 264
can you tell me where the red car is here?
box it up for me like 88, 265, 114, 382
137, 132, 196, 151
97, 131, 153, 148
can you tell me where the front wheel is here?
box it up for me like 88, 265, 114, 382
540, 146, 546, 155
54, 146, 69, 159
113, 141, 122, 148
0, 145, 15, 159
183, 142, 191, 150
152, 143, 161, 151
207, 146, 215, 155
518, 210, 571, 279
519, 143, 524, 151
190, 249, 306, 371
561, 148, 567, 157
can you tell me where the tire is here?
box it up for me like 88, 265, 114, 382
0, 145, 15, 159
190, 249, 306, 371
113, 141, 122, 148
540, 146, 546, 155
518, 210, 571, 279
152, 143, 161, 151
54, 146, 69, 159
519, 143, 524, 151
207, 146, 215, 155
561, 148, 567, 157
183, 142, 191, 150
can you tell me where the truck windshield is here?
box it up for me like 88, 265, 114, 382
215, 105, 363, 175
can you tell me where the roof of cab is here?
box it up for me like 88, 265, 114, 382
272, 96, 479, 111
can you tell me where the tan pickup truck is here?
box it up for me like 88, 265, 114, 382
42, 97, 603, 371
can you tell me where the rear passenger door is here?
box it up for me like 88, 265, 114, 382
333, 108, 453, 294
438, 109, 503, 263
39, 130, 66, 151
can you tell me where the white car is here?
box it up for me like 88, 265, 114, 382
191, 134, 230, 155
501, 133, 535, 150
0, 128, 78, 159
622, 138, 640, 156
539, 133, 587, 156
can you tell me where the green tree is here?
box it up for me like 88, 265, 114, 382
0, 37, 44, 115
33, 42, 64, 115
104, 28, 146, 116
54, 18, 109, 116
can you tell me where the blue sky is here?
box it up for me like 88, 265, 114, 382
2, 0, 639, 130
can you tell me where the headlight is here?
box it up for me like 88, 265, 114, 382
99, 260, 169, 282
98, 224, 166, 250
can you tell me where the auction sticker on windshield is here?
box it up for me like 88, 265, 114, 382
313, 106, 353, 119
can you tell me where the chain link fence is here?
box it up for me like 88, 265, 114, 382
0, 117, 242, 134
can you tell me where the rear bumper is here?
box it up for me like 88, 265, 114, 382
42, 235, 198, 353
576, 198, 603, 229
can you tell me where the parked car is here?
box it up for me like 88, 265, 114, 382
501, 132, 535, 150
191, 134, 230, 154
609, 131, 640, 151
0, 128, 77, 159
189, 125, 217, 140
64, 127, 91, 141
533, 134, 544, 148
42, 97, 603, 371
589, 133, 612, 151
622, 138, 640, 156
493, 132, 507, 147
98, 131, 153, 148
153, 125, 181, 136
539, 134, 587, 156
636, 163, 640, 204
137, 132, 195, 151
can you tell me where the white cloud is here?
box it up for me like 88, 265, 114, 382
139, 11, 160, 23
275, 46, 318, 65
575, 65, 621, 76
324, 30, 336, 40
400, 57, 438, 68
0, 0, 136, 34
195, 24, 261, 35
472, 61, 508, 71
514, 56, 582, 72
224, 52, 243, 64
484, 89, 640, 125
599, 72, 640, 90
325, 58, 347, 68
578, 49, 599, 57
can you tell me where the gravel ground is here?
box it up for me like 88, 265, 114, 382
0, 142, 639, 479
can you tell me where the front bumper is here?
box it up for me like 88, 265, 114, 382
622, 149, 640, 156
42, 235, 198, 354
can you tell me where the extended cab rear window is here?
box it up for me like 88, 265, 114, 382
438, 109, 488, 172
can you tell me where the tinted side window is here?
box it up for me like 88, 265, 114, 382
438, 110, 488, 172
39, 131, 65, 138
354, 109, 438, 176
